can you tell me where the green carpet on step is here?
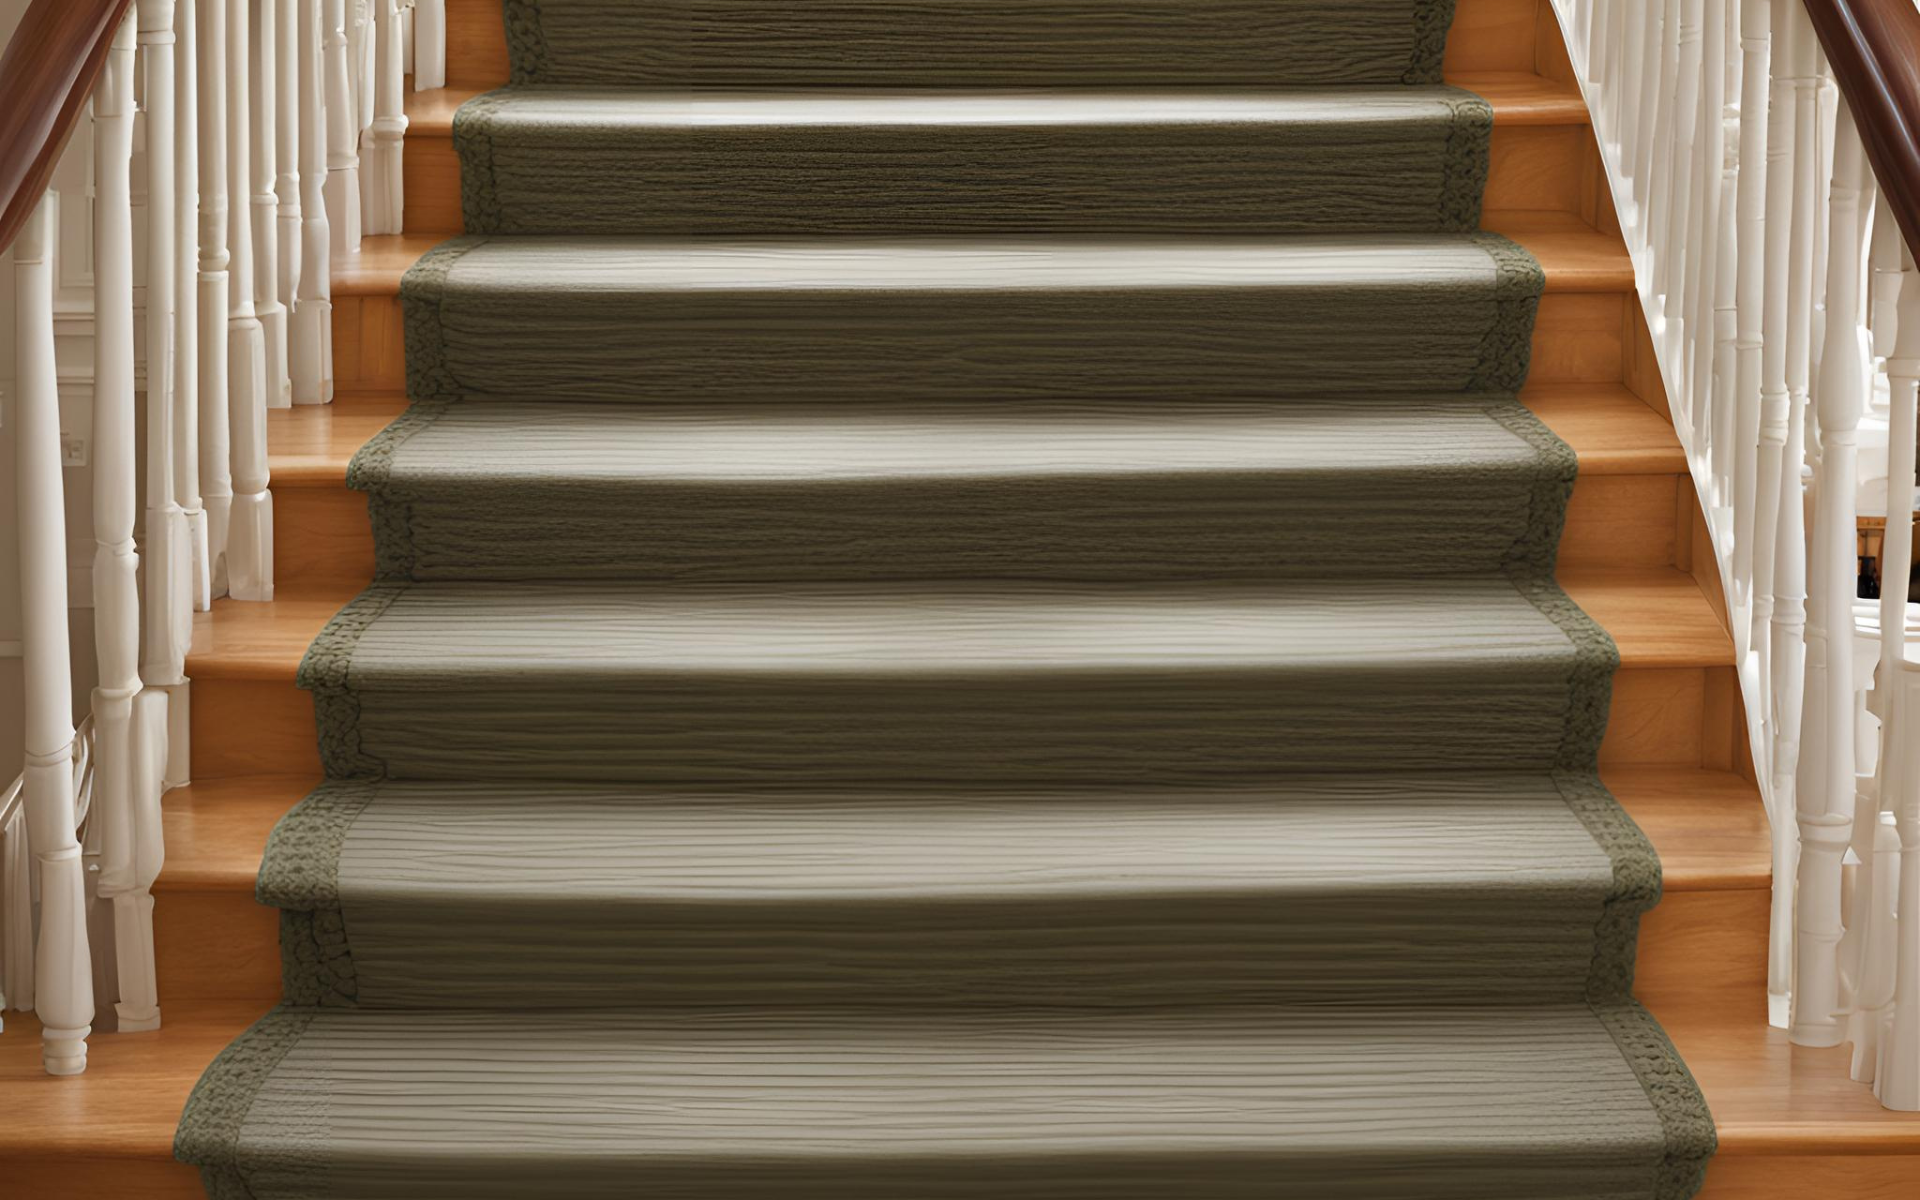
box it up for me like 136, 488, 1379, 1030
178, 0, 1715, 1196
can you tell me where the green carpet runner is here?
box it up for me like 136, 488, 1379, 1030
178, 0, 1716, 1195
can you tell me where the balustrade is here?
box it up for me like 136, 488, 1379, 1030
1554, 0, 1920, 1109
0, 0, 440, 1073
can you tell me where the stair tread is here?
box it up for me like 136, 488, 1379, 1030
363, 396, 1585, 482
270, 384, 1682, 487
11, 998, 1917, 1172
433, 81, 1559, 129
185, 568, 1731, 683
410, 229, 1629, 291
404, 73, 1587, 137
182, 1007, 1680, 1176
155, 771, 1769, 895
332, 220, 1629, 296
157, 767, 1767, 899
263, 775, 1627, 904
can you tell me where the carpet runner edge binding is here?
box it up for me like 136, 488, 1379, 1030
177, 0, 1716, 1195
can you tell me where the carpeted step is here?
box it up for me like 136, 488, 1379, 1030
260, 774, 1650, 1009
503, 0, 1459, 88
177, 1003, 1707, 1200
403, 233, 1541, 405
455, 87, 1491, 235
300, 577, 1612, 786
354, 396, 1571, 582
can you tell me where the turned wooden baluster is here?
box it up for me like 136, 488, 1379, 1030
1752, 0, 1797, 907
1797, 97, 1870, 1053
1733, 0, 1771, 655
251, 0, 291, 411
140, 0, 196, 793
1851, 187, 1910, 1085
293, 0, 334, 401
227, 0, 275, 600
274, 0, 302, 407
414, 0, 446, 90
198, 0, 234, 597
1881, 250, 1920, 1112
92, 7, 168, 1037
1657, 0, 1704, 392
325, 0, 361, 253
1782, 9, 1833, 1049
13, 197, 94, 1076
174, 0, 210, 622
362, 0, 406, 234
1695, 0, 1734, 495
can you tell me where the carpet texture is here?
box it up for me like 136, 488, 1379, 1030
179, 0, 1715, 1195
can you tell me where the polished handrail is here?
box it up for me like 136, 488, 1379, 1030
0, 0, 136, 254
1803, 0, 1920, 256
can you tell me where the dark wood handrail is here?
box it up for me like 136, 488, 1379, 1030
1804, 0, 1920, 261
0, 0, 135, 255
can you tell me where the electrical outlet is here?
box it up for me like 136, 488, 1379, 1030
62, 431, 88, 467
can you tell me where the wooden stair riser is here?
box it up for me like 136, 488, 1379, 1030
150, 848, 1768, 1010
402, 122, 1601, 238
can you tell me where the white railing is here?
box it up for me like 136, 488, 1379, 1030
1554, 0, 1920, 1109
2, 0, 440, 1075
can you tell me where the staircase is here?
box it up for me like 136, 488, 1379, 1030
4, 0, 1920, 1196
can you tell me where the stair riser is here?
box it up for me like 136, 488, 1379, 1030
333, 289, 1632, 395
476, 1, 1474, 89
30, 1148, 1919, 1200
273, 468, 1683, 587
340, 291, 1624, 393
153, 869, 1765, 1009
190, 664, 1723, 783
403, 122, 1586, 238
442, 0, 1549, 91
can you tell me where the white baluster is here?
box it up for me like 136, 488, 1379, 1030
1657, 0, 1703, 374
252, 0, 291, 411
199, 0, 234, 598
14, 197, 95, 1075
414, 0, 446, 91
91, 10, 162, 1036
354, 0, 376, 136
1881, 253, 1920, 1112
1781, 8, 1830, 1048
228, 0, 276, 601
276, 0, 302, 391
1870, 190, 1904, 355
1691, 0, 1731, 484
1605, 0, 1634, 152
140, 0, 195, 796
362, 0, 408, 234
1753, 0, 1795, 772
1733, 0, 1770, 664
1631, 0, 1667, 234
325, 0, 363, 253
1854, 187, 1911, 1084
174, 0, 209, 624
294, 0, 334, 402
1795, 97, 1868, 1051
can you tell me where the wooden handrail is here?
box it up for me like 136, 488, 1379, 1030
0, 0, 135, 255
1804, 0, 1920, 260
